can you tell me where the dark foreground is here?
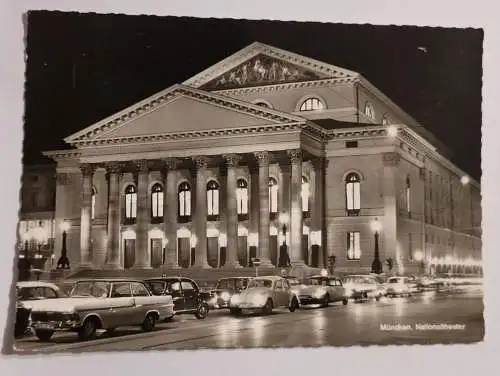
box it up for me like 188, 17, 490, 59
14, 288, 483, 353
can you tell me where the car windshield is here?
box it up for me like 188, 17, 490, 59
216, 279, 234, 289
16, 286, 65, 300
308, 278, 328, 286
147, 280, 166, 295
248, 279, 273, 288
287, 278, 300, 286
388, 278, 400, 284
70, 281, 111, 298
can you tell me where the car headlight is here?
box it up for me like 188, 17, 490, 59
230, 294, 240, 305
221, 292, 230, 301
250, 293, 268, 306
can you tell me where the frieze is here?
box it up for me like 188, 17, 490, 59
200, 54, 323, 91
382, 152, 401, 167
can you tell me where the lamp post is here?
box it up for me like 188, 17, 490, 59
17, 235, 32, 281
413, 250, 425, 275
278, 212, 290, 267
370, 218, 383, 274
57, 221, 71, 269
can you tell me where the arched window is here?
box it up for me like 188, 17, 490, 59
124, 185, 137, 219
382, 114, 389, 125
299, 97, 325, 112
254, 101, 271, 108
207, 180, 220, 216
345, 173, 361, 215
406, 176, 411, 217
236, 179, 248, 215
178, 182, 191, 217
364, 101, 375, 121
269, 177, 278, 213
151, 183, 164, 218
91, 186, 97, 220
301, 176, 310, 213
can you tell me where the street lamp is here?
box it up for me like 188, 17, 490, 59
278, 212, 290, 267
56, 221, 71, 269
370, 218, 383, 274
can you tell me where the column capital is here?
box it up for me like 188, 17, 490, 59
254, 151, 270, 167
310, 156, 328, 171
80, 163, 96, 176
55, 172, 71, 186
286, 149, 302, 164
419, 167, 427, 180
163, 157, 180, 171
105, 162, 124, 174
223, 153, 241, 167
382, 152, 401, 167
193, 155, 209, 169
134, 159, 150, 172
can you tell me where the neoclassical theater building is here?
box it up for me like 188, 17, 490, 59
30, 42, 481, 278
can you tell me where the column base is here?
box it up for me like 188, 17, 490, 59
77, 262, 95, 270
254, 258, 274, 268
163, 263, 181, 269
290, 260, 307, 267
223, 261, 242, 268
103, 263, 123, 270
131, 264, 153, 270
191, 262, 212, 269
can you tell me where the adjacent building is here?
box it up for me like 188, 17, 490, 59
21, 42, 481, 277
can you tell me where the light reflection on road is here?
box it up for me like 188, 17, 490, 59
250, 317, 266, 347
311, 311, 327, 343
217, 317, 241, 347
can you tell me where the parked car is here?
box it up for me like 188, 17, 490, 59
207, 277, 253, 309
15, 281, 66, 338
28, 278, 174, 341
282, 276, 304, 295
295, 275, 349, 307
384, 276, 413, 297
229, 276, 299, 315
342, 275, 385, 301
144, 277, 209, 319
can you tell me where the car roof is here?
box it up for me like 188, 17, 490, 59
145, 277, 195, 282
17, 281, 60, 289
254, 275, 283, 281
72, 278, 146, 283
309, 275, 338, 279
218, 277, 253, 280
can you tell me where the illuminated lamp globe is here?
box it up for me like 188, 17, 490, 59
320, 269, 328, 277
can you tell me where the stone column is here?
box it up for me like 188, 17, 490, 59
163, 158, 180, 268
382, 152, 401, 274
193, 156, 210, 268
105, 162, 122, 269
79, 163, 95, 268
311, 157, 326, 268
288, 149, 305, 266
133, 160, 151, 268
223, 154, 242, 268
254, 151, 273, 267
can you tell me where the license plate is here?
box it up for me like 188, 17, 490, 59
37, 322, 55, 329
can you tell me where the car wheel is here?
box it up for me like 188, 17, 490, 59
142, 313, 156, 332
375, 295, 381, 301
322, 294, 330, 308
289, 297, 299, 312
195, 303, 208, 319
262, 299, 273, 315
78, 318, 98, 341
230, 308, 242, 316
342, 298, 348, 305
35, 329, 54, 341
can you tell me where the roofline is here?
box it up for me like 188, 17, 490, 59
182, 41, 359, 88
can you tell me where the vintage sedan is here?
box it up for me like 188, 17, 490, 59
207, 277, 253, 309
229, 276, 299, 315
385, 276, 413, 297
342, 275, 385, 301
15, 281, 66, 338
295, 275, 349, 307
144, 277, 209, 319
28, 279, 174, 341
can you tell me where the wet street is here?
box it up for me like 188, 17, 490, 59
14, 288, 483, 353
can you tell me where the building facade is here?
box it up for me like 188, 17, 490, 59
31, 42, 481, 276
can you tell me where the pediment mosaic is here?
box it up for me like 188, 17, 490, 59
201, 54, 324, 90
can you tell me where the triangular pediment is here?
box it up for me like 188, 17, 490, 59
184, 42, 359, 90
64, 85, 305, 146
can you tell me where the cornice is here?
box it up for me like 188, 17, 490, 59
183, 42, 359, 89
64, 85, 305, 145
42, 150, 81, 161
213, 77, 357, 96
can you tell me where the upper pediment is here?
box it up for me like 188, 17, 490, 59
183, 42, 359, 90
64, 85, 306, 147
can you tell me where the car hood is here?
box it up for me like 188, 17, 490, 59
238, 287, 269, 298
28, 297, 107, 312
344, 283, 379, 292
296, 285, 327, 295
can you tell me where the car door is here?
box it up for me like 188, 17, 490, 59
108, 282, 136, 326
274, 279, 287, 307
167, 279, 184, 312
130, 282, 153, 324
180, 279, 198, 311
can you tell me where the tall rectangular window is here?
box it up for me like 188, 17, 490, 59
408, 233, 413, 260
347, 232, 361, 260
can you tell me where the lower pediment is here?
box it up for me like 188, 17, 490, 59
94, 95, 276, 140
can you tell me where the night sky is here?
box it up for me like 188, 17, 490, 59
24, 11, 483, 180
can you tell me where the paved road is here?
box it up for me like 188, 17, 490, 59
14, 288, 484, 353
